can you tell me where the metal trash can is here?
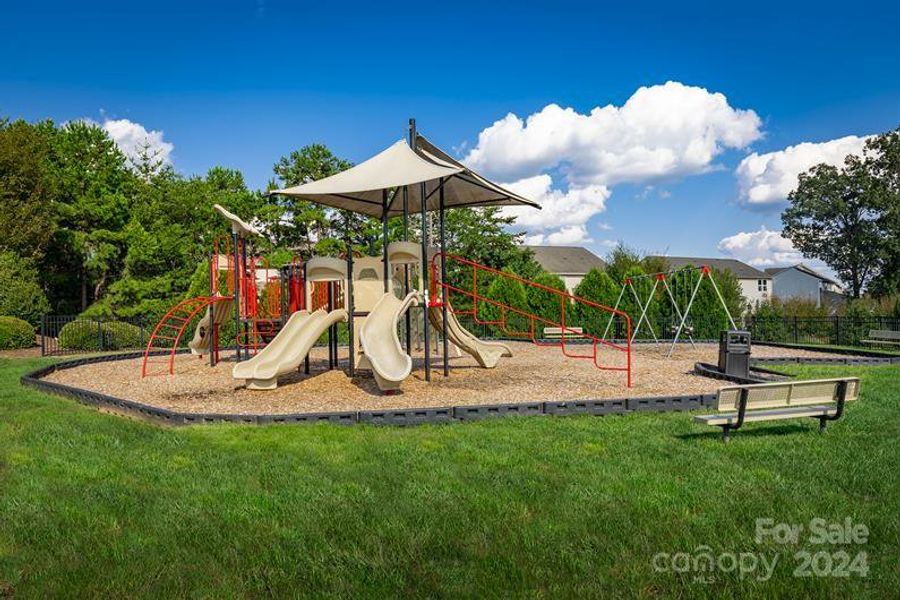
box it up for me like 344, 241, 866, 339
718, 330, 751, 378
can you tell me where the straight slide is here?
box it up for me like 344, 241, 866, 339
233, 308, 348, 390
359, 292, 419, 392
428, 305, 512, 368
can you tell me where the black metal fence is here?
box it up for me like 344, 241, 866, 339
41, 315, 147, 357
39, 312, 900, 358
453, 313, 900, 348
748, 316, 900, 347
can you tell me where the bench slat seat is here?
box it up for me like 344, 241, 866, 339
695, 405, 836, 426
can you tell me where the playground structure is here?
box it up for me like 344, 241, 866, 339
140, 119, 634, 393
601, 265, 737, 357
141, 205, 307, 377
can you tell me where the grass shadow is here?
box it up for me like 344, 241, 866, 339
677, 422, 815, 442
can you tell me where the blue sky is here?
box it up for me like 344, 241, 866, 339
3, 0, 898, 272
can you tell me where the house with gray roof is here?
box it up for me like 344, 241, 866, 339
648, 255, 772, 308
523, 246, 608, 293
764, 264, 845, 309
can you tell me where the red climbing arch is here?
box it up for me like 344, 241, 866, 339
140, 296, 232, 377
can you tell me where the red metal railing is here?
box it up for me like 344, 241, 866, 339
430, 253, 632, 387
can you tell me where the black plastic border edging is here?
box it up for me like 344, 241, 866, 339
752, 341, 900, 360
20, 350, 887, 428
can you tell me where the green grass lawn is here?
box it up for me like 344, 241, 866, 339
1, 358, 898, 598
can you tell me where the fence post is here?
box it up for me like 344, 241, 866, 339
793, 316, 799, 344
835, 316, 841, 346
40, 314, 46, 356
97, 318, 103, 352
139, 316, 145, 349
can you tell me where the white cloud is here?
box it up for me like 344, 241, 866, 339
717, 227, 801, 267
465, 81, 761, 245
465, 81, 762, 187
735, 135, 870, 205
500, 174, 610, 232
524, 225, 592, 246
96, 118, 174, 172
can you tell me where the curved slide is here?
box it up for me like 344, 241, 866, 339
359, 292, 420, 392
233, 308, 348, 390
189, 298, 233, 356
428, 305, 512, 368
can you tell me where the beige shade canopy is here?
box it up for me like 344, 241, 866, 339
270, 135, 539, 218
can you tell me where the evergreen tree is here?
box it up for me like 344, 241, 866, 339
527, 271, 569, 327
478, 268, 530, 337
572, 268, 621, 336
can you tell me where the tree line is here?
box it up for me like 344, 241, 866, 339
1, 117, 896, 337
0, 118, 537, 328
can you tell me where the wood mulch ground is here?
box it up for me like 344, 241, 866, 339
42, 342, 858, 415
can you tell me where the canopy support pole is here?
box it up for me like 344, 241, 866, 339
346, 216, 355, 377
411, 118, 431, 382
403, 186, 411, 355
439, 181, 449, 377
382, 190, 389, 293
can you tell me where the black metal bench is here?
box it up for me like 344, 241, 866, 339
694, 377, 860, 441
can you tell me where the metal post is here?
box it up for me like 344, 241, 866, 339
601, 284, 627, 341
327, 281, 334, 370
411, 118, 431, 381
629, 279, 660, 346
403, 185, 411, 355
233, 232, 241, 362
382, 189, 390, 293
346, 224, 355, 377
667, 271, 705, 357
209, 250, 216, 367
40, 314, 46, 356
706, 269, 738, 329
303, 261, 310, 375
439, 183, 449, 376
661, 277, 695, 348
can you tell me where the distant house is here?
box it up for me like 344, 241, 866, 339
648, 256, 772, 308
765, 264, 845, 308
522, 246, 607, 293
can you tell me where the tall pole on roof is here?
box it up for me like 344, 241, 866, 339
410, 118, 431, 381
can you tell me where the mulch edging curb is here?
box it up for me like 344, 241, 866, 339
20, 349, 890, 428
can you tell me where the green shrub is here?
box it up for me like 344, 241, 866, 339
58, 319, 102, 351
0, 251, 50, 326
526, 271, 569, 326
0, 315, 35, 349
59, 319, 145, 351
103, 321, 143, 350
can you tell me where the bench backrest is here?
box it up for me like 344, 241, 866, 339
868, 329, 900, 340
716, 378, 860, 412
543, 327, 584, 336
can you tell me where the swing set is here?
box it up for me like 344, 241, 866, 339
602, 265, 737, 357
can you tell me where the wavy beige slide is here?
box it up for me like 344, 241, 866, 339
428, 305, 512, 368
233, 308, 348, 390
189, 299, 233, 356
359, 292, 420, 392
